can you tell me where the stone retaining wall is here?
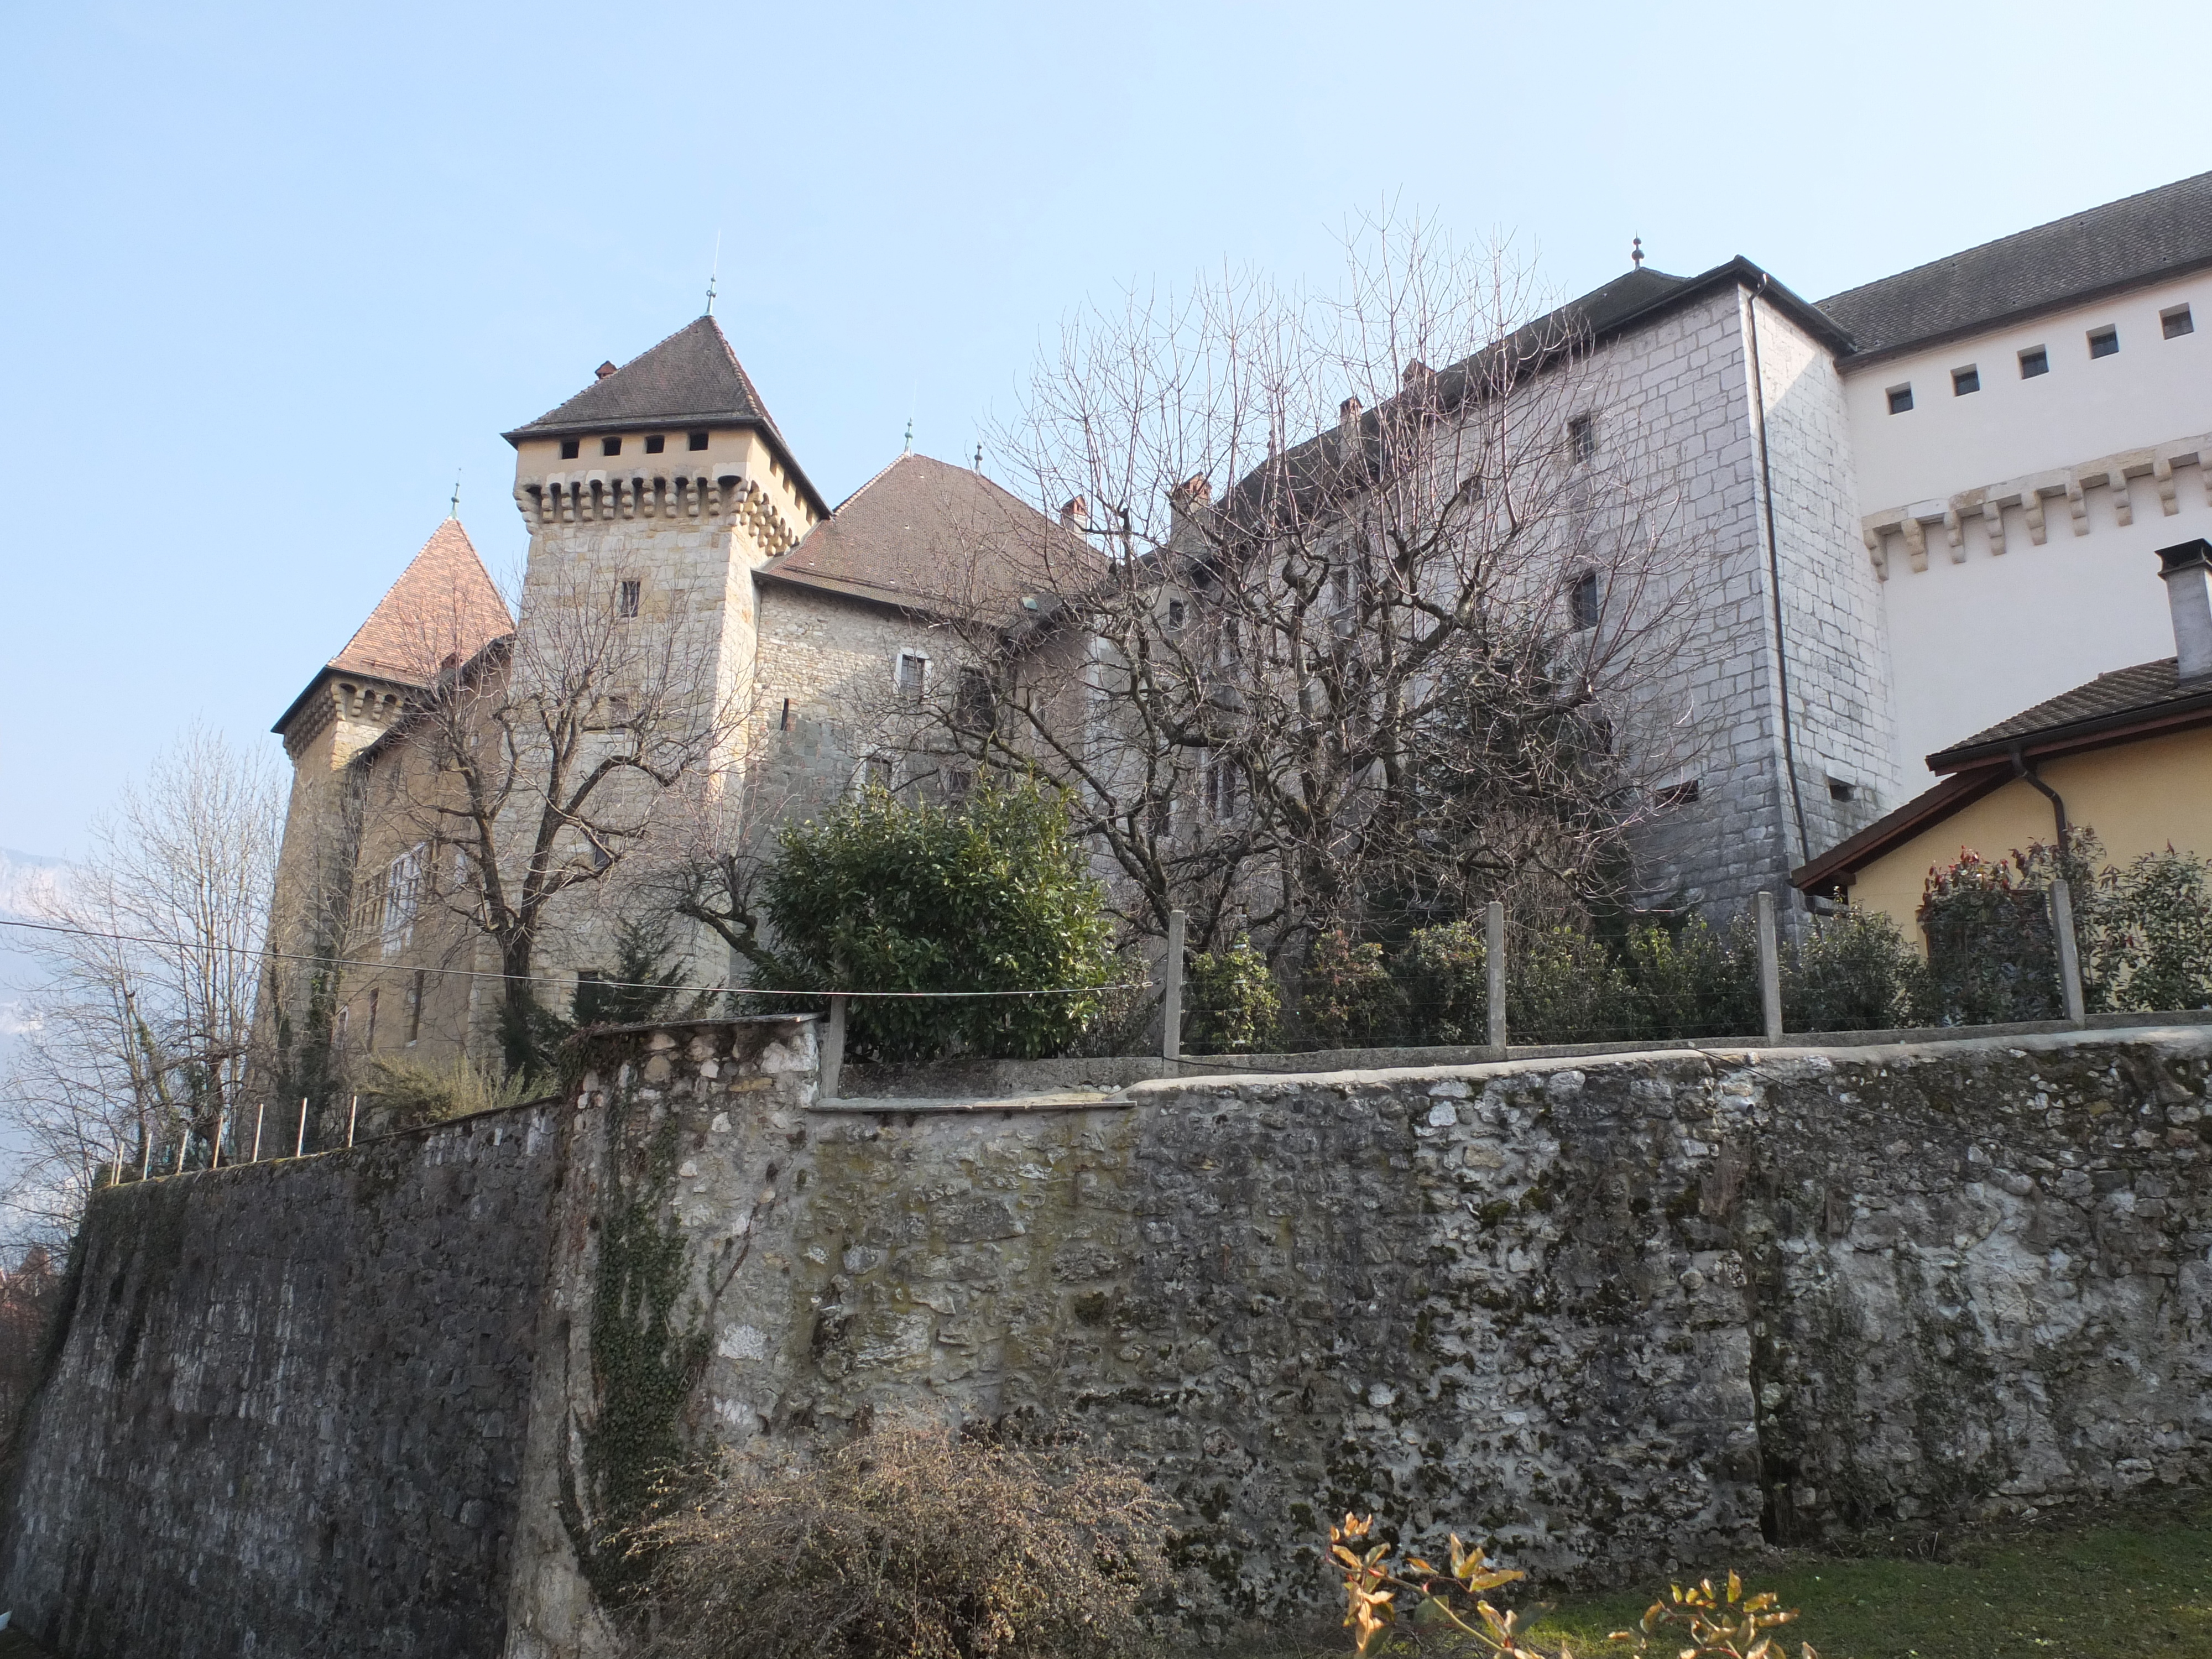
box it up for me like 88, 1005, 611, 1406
9, 1021, 2211, 1658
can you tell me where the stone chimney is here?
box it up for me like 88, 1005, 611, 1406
1339, 395, 1363, 430
594, 360, 618, 380
1059, 495, 1089, 530
1400, 359, 1432, 390
2159, 539, 2212, 680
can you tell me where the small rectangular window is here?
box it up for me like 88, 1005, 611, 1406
2164, 305, 2195, 339
616, 578, 641, 618
1204, 753, 1242, 819
1886, 384, 1914, 415
1568, 413, 1596, 462
895, 651, 927, 698
1166, 598, 1186, 630
644, 433, 666, 453
1569, 570, 1600, 631
1952, 366, 1979, 396
956, 667, 995, 732
1827, 778, 1856, 803
560, 439, 581, 460
2018, 347, 2049, 378
601, 436, 623, 457
864, 755, 894, 792
2088, 326, 2119, 359
1656, 779, 1700, 807
687, 431, 709, 451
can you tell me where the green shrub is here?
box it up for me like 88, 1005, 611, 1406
627, 1426, 1166, 1659
1785, 907, 1922, 1032
1300, 929, 1405, 1048
2089, 848, 2212, 1011
1399, 919, 1491, 1045
1186, 938, 1280, 1053
1623, 915, 1760, 1039
752, 778, 1115, 1062
1508, 927, 1637, 1043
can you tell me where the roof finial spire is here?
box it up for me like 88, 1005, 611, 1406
903, 417, 913, 453
706, 232, 721, 315
974, 443, 983, 471
448, 468, 462, 519
1631, 236, 1644, 269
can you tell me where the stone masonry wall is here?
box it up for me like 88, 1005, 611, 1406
508, 1021, 2212, 1652
11, 1023, 2210, 1658
2, 1105, 563, 1659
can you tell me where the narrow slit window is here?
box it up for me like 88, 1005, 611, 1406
1568, 413, 1597, 462
601, 436, 623, 457
2164, 305, 2195, 339
2018, 346, 2049, 378
1569, 570, 1600, 631
1166, 598, 1186, 630
615, 578, 641, 618
644, 433, 666, 453
2088, 326, 2119, 359
1952, 366, 1979, 396
1886, 384, 1914, 415
406, 968, 426, 1044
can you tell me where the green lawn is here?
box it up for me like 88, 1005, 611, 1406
1500, 1505, 2212, 1658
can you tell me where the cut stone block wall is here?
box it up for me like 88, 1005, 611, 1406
1, 1105, 562, 1658
9, 1022, 2211, 1658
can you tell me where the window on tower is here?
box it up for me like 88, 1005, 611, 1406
2088, 326, 2119, 358
1886, 384, 1914, 414
2018, 346, 2049, 378
602, 436, 622, 457
616, 579, 641, 618
687, 431, 709, 451
2164, 305, 2195, 338
560, 439, 581, 460
644, 433, 666, 453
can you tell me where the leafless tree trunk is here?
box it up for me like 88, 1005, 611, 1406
377, 553, 740, 1067
0, 725, 280, 1239
938, 216, 1703, 960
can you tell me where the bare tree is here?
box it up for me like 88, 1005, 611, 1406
374, 551, 742, 1065
941, 217, 1703, 959
0, 725, 280, 1238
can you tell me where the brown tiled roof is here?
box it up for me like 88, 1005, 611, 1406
1926, 657, 2212, 769
328, 519, 514, 685
1818, 170, 2212, 362
505, 315, 781, 442
759, 452, 1099, 617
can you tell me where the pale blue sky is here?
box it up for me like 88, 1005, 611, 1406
1, 0, 2203, 857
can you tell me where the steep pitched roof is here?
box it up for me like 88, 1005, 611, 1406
505, 315, 781, 441
1818, 171, 2212, 362
274, 520, 513, 735
758, 452, 1098, 617
503, 314, 827, 515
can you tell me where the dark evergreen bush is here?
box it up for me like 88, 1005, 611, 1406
1299, 929, 1405, 1048
1185, 939, 1281, 1053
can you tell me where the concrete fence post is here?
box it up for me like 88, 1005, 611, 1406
1485, 900, 1507, 1053
821, 994, 848, 1102
2049, 877, 2088, 1025
1162, 909, 1186, 1062
345, 1094, 358, 1149
210, 1108, 226, 1170
250, 1102, 265, 1163
1756, 890, 1785, 1045
295, 1098, 309, 1159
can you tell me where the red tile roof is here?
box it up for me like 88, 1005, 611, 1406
326, 519, 514, 686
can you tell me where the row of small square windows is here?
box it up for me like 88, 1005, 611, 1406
1886, 306, 2194, 413
555, 432, 712, 459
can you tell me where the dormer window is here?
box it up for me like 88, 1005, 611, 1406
560, 439, 582, 460
644, 434, 666, 454
687, 431, 709, 451
602, 436, 622, 457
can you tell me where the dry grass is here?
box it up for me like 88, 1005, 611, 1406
622, 1425, 1168, 1659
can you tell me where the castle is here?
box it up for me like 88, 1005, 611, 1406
263, 171, 2212, 1091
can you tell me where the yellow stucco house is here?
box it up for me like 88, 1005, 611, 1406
1795, 538, 2212, 934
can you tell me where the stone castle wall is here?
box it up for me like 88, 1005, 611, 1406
11, 1022, 2211, 1658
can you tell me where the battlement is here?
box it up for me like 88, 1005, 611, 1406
512, 427, 815, 559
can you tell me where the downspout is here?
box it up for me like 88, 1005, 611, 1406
2009, 743, 2069, 843
1745, 278, 1814, 875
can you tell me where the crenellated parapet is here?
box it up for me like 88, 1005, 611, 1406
513, 466, 802, 555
